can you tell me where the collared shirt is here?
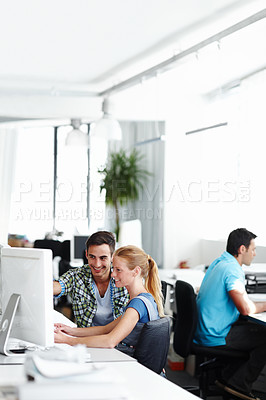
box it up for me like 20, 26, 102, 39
194, 251, 245, 347
58, 265, 129, 327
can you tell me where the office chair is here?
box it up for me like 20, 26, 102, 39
54, 240, 75, 321
117, 316, 171, 374
134, 316, 171, 374
161, 280, 168, 307
33, 239, 61, 258
173, 280, 249, 399
82, 249, 87, 265
58, 240, 71, 276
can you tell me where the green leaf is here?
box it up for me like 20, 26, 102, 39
98, 148, 151, 236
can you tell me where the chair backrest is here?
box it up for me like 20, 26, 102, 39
173, 280, 198, 358
58, 240, 74, 277
58, 240, 71, 261
134, 316, 171, 374
33, 239, 61, 258
161, 280, 167, 307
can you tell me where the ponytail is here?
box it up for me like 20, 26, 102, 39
145, 255, 164, 317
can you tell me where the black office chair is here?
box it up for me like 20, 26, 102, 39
173, 280, 249, 399
134, 316, 171, 374
55, 240, 76, 321
58, 240, 72, 276
117, 316, 171, 374
33, 239, 61, 258
161, 280, 168, 307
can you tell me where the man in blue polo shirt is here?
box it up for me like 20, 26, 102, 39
194, 228, 266, 400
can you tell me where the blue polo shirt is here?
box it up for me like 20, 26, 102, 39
194, 251, 245, 346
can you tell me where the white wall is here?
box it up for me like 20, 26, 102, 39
113, 65, 266, 269
200, 239, 266, 266
163, 69, 266, 268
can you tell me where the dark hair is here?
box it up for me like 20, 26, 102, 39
226, 228, 257, 257
86, 231, 116, 255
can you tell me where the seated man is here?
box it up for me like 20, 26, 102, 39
53, 231, 129, 327
194, 228, 266, 400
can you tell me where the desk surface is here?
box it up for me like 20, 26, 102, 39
247, 293, 266, 325
247, 313, 266, 325
0, 346, 135, 365
0, 361, 200, 400
1, 311, 135, 364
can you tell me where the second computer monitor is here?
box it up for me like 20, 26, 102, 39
70, 235, 88, 264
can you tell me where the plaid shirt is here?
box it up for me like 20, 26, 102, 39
58, 265, 129, 327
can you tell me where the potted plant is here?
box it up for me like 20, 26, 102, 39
98, 148, 150, 239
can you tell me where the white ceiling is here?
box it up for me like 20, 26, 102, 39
0, 0, 265, 121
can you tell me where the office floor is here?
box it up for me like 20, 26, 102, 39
165, 364, 266, 400
165, 365, 223, 400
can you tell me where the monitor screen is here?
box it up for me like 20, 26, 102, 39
71, 235, 88, 263
0, 247, 54, 352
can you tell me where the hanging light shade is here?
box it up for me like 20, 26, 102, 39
91, 98, 122, 141
65, 119, 89, 147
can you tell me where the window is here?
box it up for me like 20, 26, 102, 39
9, 125, 91, 241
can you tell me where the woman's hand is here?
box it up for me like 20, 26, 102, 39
54, 323, 76, 336
54, 328, 70, 344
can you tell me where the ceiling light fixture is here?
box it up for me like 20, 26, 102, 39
91, 98, 122, 141
65, 119, 89, 147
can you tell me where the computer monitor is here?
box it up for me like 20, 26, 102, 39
70, 235, 88, 264
0, 247, 54, 355
119, 219, 142, 248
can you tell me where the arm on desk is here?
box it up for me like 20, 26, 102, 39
55, 308, 139, 348
54, 317, 121, 337
229, 289, 266, 315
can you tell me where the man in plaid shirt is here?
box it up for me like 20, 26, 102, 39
53, 231, 129, 327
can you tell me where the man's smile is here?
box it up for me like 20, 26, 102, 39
91, 265, 105, 271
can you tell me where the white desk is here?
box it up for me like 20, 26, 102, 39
0, 311, 135, 365
83, 347, 135, 363
0, 346, 135, 365
247, 293, 266, 326
247, 313, 266, 325
0, 312, 200, 399
0, 359, 200, 400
